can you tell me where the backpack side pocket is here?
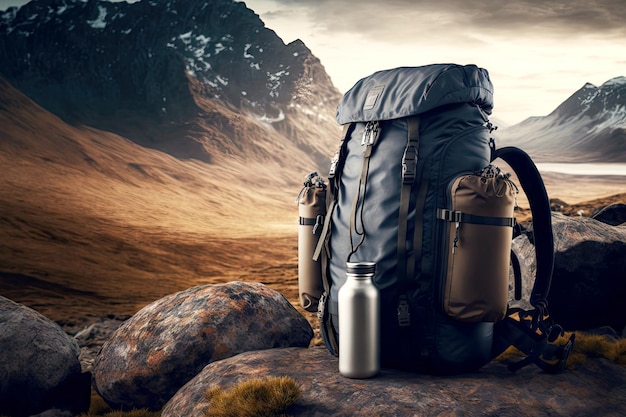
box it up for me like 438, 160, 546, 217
438, 166, 517, 323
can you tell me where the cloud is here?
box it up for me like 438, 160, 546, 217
269, 0, 626, 42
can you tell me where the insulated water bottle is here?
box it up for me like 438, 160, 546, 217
338, 261, 380, 378
297, 172, 326, 312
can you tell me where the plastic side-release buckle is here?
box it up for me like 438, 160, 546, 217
361, 121, 380, 146
397, 295, 411, 327
437, 209, 462, 222
402, 145, 418, 184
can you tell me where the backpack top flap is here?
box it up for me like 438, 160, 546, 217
336, 64, 493, 124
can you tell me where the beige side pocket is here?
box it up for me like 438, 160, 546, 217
439, 166, 517, 322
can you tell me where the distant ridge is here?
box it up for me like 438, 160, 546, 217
495, 77, 626, 162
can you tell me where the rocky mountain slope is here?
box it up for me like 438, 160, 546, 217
495, 77, 626, 162
0, 0, 341, 170
0, 0, 343, 320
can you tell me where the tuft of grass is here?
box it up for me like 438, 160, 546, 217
556, 332, 626, 368
204, 376, 301, 417
88, 410, 161, 417
79, 392, 161, 417
496, 331, 626, 369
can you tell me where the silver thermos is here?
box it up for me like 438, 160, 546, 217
338, 261, 380, 378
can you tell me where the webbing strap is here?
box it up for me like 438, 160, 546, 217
397, 117, 419, 287
411, 160, 429, 285
299, 217, 316, 226
493, 310, 574, 374
348, 122, 378, 261
312, 200, 334, 262
510, 249, 522, 300
437, 209, 516, 227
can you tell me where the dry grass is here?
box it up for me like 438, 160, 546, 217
78, 394, 161, 417
82, 409, 160, 417
204, 376, 301, 417
0, 84, 312, 324
75, 377, 302, 417
558, 332, 626, 368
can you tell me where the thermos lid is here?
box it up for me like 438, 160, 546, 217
346, 261, 376, 276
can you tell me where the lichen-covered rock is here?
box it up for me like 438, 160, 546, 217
0, 296, 91, 417
162, 346, 626, 417
510, 212, 626, 332
93, 281, 313, 410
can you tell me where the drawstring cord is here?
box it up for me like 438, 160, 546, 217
347, 155, 372, 262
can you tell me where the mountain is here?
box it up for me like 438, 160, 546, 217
0, 74, 308, 318
495, 77, 626, 162
0, 0, 341, 169
0, 0, 346, 319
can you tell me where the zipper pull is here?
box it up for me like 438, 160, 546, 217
313, 214, 324, 234
452, 221, 460, 254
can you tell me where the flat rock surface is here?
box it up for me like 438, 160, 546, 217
163, 346, 626, 417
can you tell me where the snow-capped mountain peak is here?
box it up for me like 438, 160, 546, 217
0, 0, 339, 121
495, 76, 626, 163
602, 76, 626, 88
0, 0, 342, 171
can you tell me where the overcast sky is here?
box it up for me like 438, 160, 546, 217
245, 0, 626, 125
1, 0, 624, 125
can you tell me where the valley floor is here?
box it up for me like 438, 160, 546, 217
1, 174, 624, 344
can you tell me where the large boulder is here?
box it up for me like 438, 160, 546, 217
0, 296, 91, 417
94, 281, 313, 410
592, 203, 626, 226
510, 212, 626, 332
162, 346, 626, 417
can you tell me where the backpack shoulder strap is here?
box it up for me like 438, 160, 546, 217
492, 145, 553, 308
491, 145, 575, 373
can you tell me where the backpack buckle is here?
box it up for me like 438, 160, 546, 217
397, 295, 411, 327
361, 121, 380, 146
402, 145, 418, 184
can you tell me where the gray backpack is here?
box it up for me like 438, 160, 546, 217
312, 64, 574, 374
